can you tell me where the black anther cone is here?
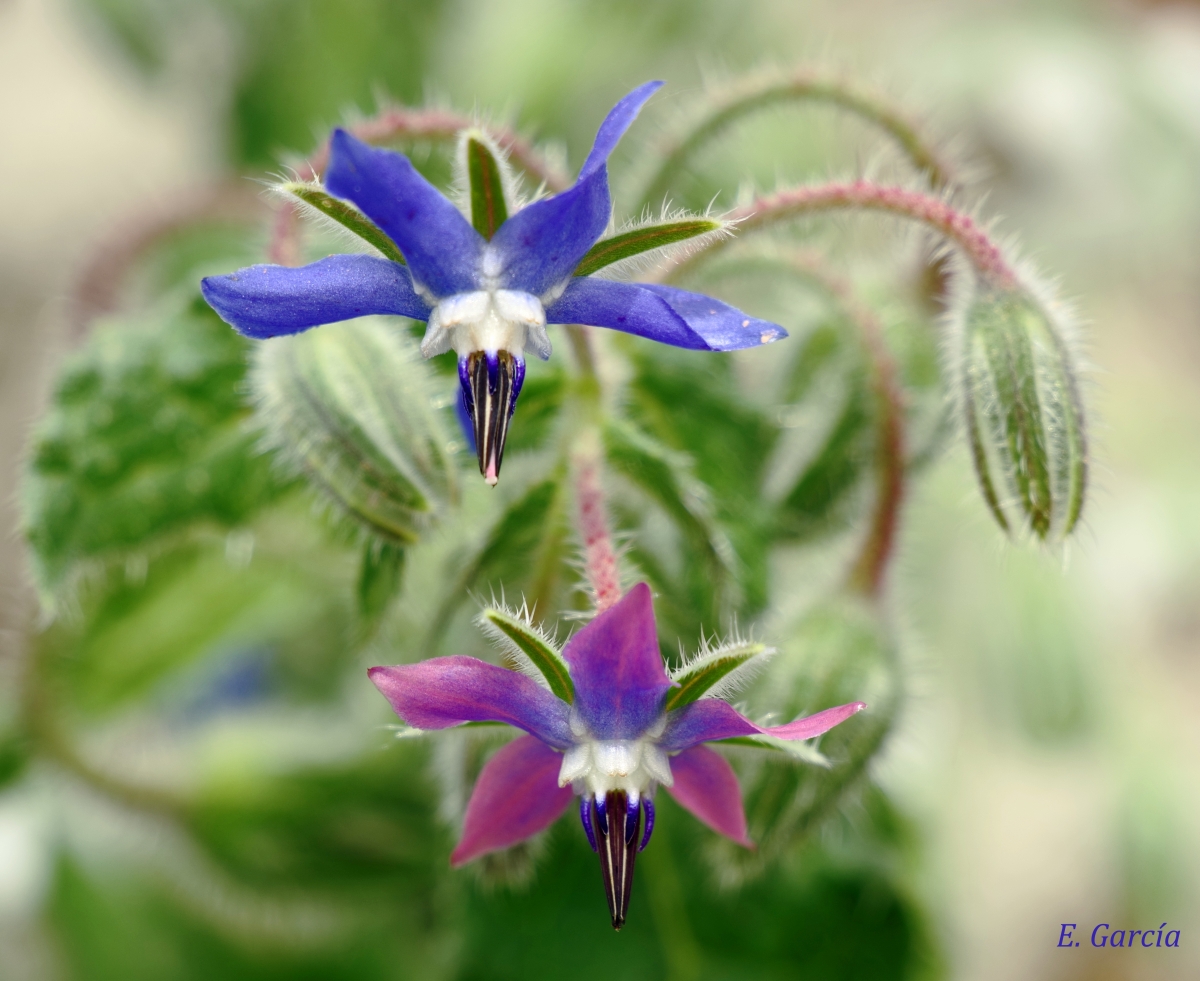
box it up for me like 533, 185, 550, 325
467, 350, 515, 484
595, 790, 640, 930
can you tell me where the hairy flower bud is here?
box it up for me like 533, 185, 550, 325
250, 318, 459, 544
958, 289, 1088, 541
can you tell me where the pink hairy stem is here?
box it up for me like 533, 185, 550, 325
572, 432, 623, 614
663, 180, 1018, 290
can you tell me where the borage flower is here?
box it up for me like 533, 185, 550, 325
368, 583, 864, 929
201, 82, 786, 485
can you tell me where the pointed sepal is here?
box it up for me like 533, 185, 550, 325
664, 639, 773, 712
478, 605, 574, 704
464, 135, 511, 240
573, 218, 726, 277
281, 181, 406, 265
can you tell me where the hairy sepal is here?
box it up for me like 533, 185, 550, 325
665, 638, 773, 712
280, 181, 405, 264
477, 604, 574, 704
574, 217, 728, 278
956, 288, 1088, 542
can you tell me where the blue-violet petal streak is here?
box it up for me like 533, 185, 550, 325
201, 254, 431, 339
325, 129, 484, 298
544, 278, 786, 351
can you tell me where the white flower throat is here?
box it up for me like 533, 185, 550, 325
420, 289, 552, 361
557, 713, 674, 799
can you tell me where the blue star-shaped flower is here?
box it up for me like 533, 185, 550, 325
201, 82, 786, 483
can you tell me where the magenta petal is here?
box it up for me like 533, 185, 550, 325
766, 701, 867, 740
562, 583, 674, 740
659, 699, 759, 751
661, 698, 867, 752
664, 745, 752, 848
451, 735, 573, 866
368, 657, 572, 749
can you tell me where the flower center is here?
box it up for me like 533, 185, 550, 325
419, 289, 550, 361
557, 737, 673, 797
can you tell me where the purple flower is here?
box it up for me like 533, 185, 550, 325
368, 583, 864, 929
200, 82, 786, 484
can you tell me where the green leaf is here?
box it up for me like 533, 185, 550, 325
771, 323, 876, 541
283, 182, 405, 263
187, 742, 444, 894
664, 639, 770, 711
0, 732, 31, 790
713, 598, 900, 880
21, 298, 292, 599
604, 418, 737, 604
356, 541, 405, 622
466, 137, 509, 240
573, 219, 723, 277
428, 476, 571, 646
503, 370, 566, 455
41, 530, 351, 716
479, 607, 573, 703
624, 345, 777, 628
251, 318, 458, 546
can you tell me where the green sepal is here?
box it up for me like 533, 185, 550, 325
961, 290, 1087, 541
466, 137, 509, 239
282, 182, 405, 264
665, 640, 770, 712
478, 607, 574, 704
574, 219, 723, 278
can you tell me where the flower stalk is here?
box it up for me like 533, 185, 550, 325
638, 69, 953, 211
662, 181, 1018, 290
571, 427, 623, 613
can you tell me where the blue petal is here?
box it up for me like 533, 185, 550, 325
579, 80, 664, 181
543, 278, 788, 350
325, 129, 484, 298
201, 254, 432, 339
490, 81, 663, 298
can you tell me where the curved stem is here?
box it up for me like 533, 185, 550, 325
637, 71, 952, 211
270, 109, 570, 266
658, 180, 1018, 291
69, 180, 266, 335
792, 259, 906, 598
689, 251, 906, 598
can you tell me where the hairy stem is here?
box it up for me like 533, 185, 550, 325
660, 180, 1017, 291
571, 427, 622, 613
794, 259, 906, 597
270, 109, 569, 265
638, 70, 952, 211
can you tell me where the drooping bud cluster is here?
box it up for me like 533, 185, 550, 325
957, 289, 1088, 542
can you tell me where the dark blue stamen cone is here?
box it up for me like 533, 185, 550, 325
465, 350, 518, 485
595, 790, 641, 930
580, 796, 598, 852
639, 797, 655, 852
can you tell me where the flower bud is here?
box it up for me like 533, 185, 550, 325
958, 289, 1088, 541
251, 318, 459, 544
